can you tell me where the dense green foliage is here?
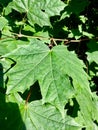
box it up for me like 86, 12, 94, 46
0, 0, 98, 130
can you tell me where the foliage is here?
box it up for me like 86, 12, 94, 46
0, 0, 98, 129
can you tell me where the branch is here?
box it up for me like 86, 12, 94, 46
2, 32, 98, 45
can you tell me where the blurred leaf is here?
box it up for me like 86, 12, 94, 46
82, 32, 94, 38
68, 29, 82, 39
87, 40, 98, 64
79, 15, 88, 23
68, 0, 89, 15
61, 0, 89, 20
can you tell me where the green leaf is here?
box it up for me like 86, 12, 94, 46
41, 0, 66, 16
8, 0, 50, 26
8, 0, 66, 26
4, 39, 50, 93
86, 40, 98, 64
79, 15, 88, 24
68, 29, 82, 39
3, 39, 92, 118
50, 46, 96, 129
3, 39, 74, 115
0, 92, 82, 130
82, 31, 94, 38
73, 82, 96, 129
0, 38, 29, 56
21, 100, 82, 130
4, 39, 88, 94
0, 0, 98, 129
61, 10, 70, 20
0, 16, 8, 31
91, 93, 98, 121
61, 0, 89, 19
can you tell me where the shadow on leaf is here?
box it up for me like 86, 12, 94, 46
0, 63, 26, 130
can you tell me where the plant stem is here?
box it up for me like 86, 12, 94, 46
1, 32, 98, 44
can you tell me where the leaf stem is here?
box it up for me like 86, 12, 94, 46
25, 87, 33, 104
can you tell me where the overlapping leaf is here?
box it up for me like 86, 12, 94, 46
0, 0, 98, 129
3, 38, 95, 119
8, 0, 65, 26
0, 92, 82, 130
21, 100, 81, 130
